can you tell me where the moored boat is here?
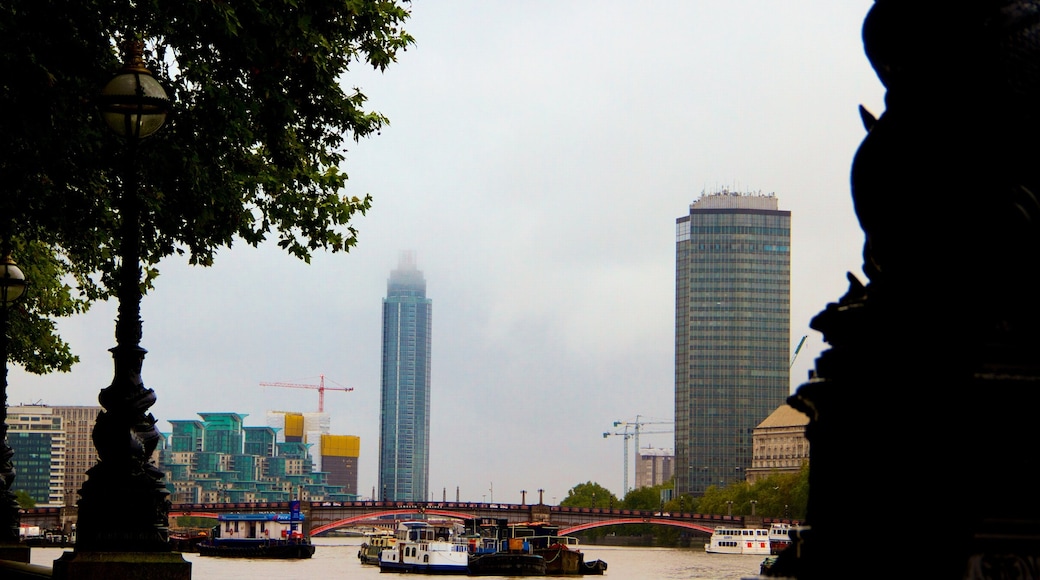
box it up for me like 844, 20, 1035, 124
378, 520, 470, 574
196, 510, 315, 559
507, 523, 606, 575
358, 530, 396, 565
704, 526, 771, 555
466, 519, 546, 576
169, 527, 210, 553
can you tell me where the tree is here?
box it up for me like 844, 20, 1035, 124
621, 485, 664, 511
690, 463, 809, 521
0, 0, 414, 371
560, 482, 617, 508
14, 489, 35, 510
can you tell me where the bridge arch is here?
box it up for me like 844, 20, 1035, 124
309, 509, 478, 536
560, 518, 715, 536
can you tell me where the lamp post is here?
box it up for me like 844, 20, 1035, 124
0, 256, 26, 559
749, 499, 757, 516
726, 500, 733, 516
71, 38, 172, 554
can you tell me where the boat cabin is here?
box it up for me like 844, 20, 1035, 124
213, 512, 305, 541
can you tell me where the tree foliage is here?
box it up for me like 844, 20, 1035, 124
670, 463, 809, 521
560, 482, 617, 508
14, 489, 35, 510
0, 0, 413, 373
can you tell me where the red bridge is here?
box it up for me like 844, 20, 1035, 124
166, 500, 790, 538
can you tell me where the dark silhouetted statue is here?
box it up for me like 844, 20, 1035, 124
768, 2, 1040, 578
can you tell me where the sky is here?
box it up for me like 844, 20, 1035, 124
9, 1, 886, 505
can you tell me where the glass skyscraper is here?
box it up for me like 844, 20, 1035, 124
674, 190, 791, 496
378, 251, 432, 502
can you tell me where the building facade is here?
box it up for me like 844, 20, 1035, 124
674, 190, 791, 496
635, 447, 675, 489
378, 251, 432, 502
6, 405, 100, 507
747, 404, 809, 484
320, 434, 360, 495
159, 412, 357, 504
51, 406, 100, 506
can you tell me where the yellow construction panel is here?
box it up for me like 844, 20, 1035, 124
321, 434, 360, 457
284, 413, 305, 438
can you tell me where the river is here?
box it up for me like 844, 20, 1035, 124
28, 537, 768, 579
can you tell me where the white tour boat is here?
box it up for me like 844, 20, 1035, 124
704, 526, 772, 555
378, 520, 470, 574
768, 522, 796, 554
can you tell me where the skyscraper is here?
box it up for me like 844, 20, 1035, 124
674, 189, 791, 496
378, 251, 432, 502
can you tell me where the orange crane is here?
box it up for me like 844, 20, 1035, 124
259, 374, 353, 413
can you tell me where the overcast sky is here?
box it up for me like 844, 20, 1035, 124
9, 1, 885, 505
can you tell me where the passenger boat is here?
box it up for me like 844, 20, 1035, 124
507, 523, 607, 575
358, 530, 396, 565
378, 520, 470, 574
466, 519, 546, 576
704, 526, 772, 555
196, 511, 315, 559
768, 522, 794, 554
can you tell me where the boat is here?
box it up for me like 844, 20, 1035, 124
507, 523, 607, 575
169, 527, 210, 553
378, 520, 470, 574
768, 522, 795, 555
760, 555, 779, 575
358, 530, 397, 565
704, 526, 772, 555
466, 518, 546, 576
196, 510, 315, 559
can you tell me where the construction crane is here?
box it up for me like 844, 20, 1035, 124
613, 414, 673, 455
603, 415, 674, 496
259, 374, 353, 413
790, 335, 808, 369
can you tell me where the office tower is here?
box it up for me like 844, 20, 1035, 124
378, 251, 432, 502
674, 189, 791, 496
635, 448, 675, 489
6, 405, 101, 507
50, 406, 100, 506
6, 405, 67, 506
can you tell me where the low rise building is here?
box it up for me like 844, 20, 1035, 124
747, 404, 809, 484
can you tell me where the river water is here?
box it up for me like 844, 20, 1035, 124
29, 537, 768, 580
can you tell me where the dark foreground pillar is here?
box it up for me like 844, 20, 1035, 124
762, 2, 1040, 578
53, 551, 191, 580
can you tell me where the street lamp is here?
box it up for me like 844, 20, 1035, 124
0, 255, 26, 547
74, 38, 171, 553
726, 500, 733, 516
749, 499, 758, 516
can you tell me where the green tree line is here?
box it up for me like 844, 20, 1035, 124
560, 463, 808, 545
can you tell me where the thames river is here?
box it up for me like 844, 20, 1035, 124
29, 537, 768, 579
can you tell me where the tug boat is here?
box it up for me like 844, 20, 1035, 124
466, 519, 546, 576
358, 530, 396, 565
507, 523, 607, 575
378, 520, 470, 574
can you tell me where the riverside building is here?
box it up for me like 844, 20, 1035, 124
161, 411, 359, 504
378, 251, 432, 502
674, 189, 791, 496
6, 405, 100, 507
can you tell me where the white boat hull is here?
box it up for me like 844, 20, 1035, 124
704, 526, 772, 555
